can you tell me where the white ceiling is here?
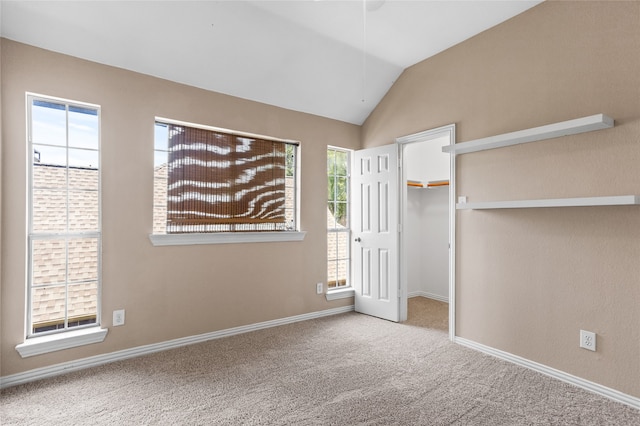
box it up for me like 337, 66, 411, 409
0, 0, 542, 124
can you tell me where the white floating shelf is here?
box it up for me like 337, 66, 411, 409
457, 195, 640, 210
407, 179, 449, 189
443, 114, 613, 155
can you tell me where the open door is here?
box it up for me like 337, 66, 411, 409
352, 144, 400, 322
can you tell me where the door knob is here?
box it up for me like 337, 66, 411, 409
354, 237, 361, 242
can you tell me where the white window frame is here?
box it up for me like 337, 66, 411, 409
17, 93, 107, 358
149, 117, 305, 246
326, 146, 353, 300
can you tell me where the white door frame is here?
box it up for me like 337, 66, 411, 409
396, 124, 456, 340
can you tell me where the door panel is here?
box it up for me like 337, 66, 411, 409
379, 248, 389, 301
361, 247, 371, 296
352, 144, 399, 322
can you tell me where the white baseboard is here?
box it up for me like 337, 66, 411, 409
7, 305, 637, 412
454, 336, 640, 410
0, 305, 355, 389
408, 291, 449, 303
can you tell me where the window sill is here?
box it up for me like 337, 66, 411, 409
15, 327, 108, 358
326, 287, 354, 301
149, 231, 307, 246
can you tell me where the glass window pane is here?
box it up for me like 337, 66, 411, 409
327, 148, 350, 289
32, 239, 67, 285
69, 148, 99, 169
155, 155, 170, 181
154, 150, 168, 168
327, 231, 338, 262
154, 123, 169, 150
327, 203, 337, 229
33, 189, 67, 232
33, 162, 67, 190
285, 144, 295, 178
33, 144, 66, 168
327, 261, 338, 288
334, 202, 348, 227
284, 206, 295, 231
68, 238, 98, 283
327, 149, 335, 175
335, 177, 348, 202
32, 285, 66, 332
69, 166, 99, 191
69, 105, 97, 115
335, 151, 348, 176
69, 190, 99, 231
153, 155, 168, 235
68, 282, 98, 327
153, 206, 167, 235
337, 232, 349, 259
29, 97, 102, 336
68, 107, 99, 149
335, 260, 349, 286
31, 100, 66, 146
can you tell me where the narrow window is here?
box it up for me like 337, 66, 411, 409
327, 147, 351, 289
154, 120, 298, 234
28, 95, 101, 336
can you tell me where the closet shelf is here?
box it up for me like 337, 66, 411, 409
442, 114, 613, 155
407, 180, 449, 189
456, 195, 640, 210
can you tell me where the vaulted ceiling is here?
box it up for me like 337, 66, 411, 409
0, 0, 542, 124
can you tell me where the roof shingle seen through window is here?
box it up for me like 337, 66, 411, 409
31, 164, 100, 327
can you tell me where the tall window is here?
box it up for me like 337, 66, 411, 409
28, 94, 101, 336
327, 147, 350, 289
154, 120, 298, 234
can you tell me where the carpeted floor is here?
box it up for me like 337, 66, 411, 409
2, 297, 639, 425
405, 296, 449, 331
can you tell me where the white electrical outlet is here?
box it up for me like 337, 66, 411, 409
316, 282, 323, 294
458, 196, 467, 204
113, 309, 125, 327
580, 330, 596, 351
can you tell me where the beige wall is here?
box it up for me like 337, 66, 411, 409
0, 24, 4, 374
0, 39, 359, 377
363, 1, 640, 397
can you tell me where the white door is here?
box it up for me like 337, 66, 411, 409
352, 144, 400, 322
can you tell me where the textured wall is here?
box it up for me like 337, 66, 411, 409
0, 28, 3, 373
1, 39, 359, 377
363, 1, 640, 397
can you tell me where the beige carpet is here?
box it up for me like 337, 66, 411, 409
2, 298, 639, 425
405, 296, 449, 332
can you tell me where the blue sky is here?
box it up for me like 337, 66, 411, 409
31, 100, 99, 169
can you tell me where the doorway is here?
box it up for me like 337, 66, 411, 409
397, 125, 455, 339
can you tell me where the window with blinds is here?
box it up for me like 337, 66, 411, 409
154, 120, 298, 234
